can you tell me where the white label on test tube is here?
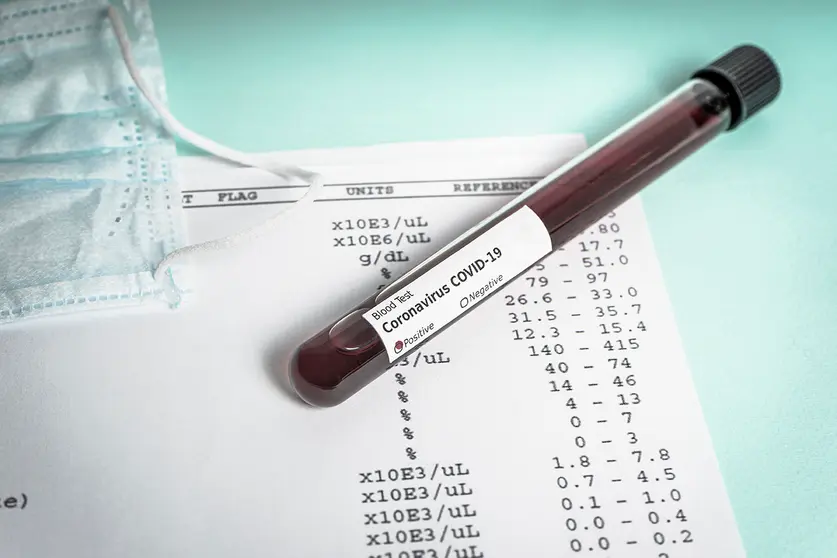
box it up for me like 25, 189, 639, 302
363, 206, 552, 362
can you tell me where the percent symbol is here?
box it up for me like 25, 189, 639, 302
402, 427, 414, 440
397, 391, 409, 403
400, 409, 412, 421
380, 268, 392, 279
395, 373, 406, 385
406, 448, 417, 460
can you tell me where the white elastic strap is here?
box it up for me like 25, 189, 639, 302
106, 6, 324, 298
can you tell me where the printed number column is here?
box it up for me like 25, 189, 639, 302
500, 240, 615, 554
576, 209, 694, 554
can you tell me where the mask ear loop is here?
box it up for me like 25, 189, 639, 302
106, 5, 324, 306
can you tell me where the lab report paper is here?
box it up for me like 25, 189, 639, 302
0, 135, 746, 557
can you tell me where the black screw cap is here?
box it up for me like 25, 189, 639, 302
692, 44, 782, 130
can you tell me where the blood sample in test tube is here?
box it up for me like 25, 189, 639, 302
288, 44, 782, 407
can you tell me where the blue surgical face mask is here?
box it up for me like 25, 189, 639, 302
0, 0, 188, 322
0, 0, 324, 323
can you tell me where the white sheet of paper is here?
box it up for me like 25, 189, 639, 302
0, 135, 746, 558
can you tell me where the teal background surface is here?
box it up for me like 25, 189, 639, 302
149, 1, 837, 556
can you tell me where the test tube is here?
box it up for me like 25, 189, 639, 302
288, 44, 781, 407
